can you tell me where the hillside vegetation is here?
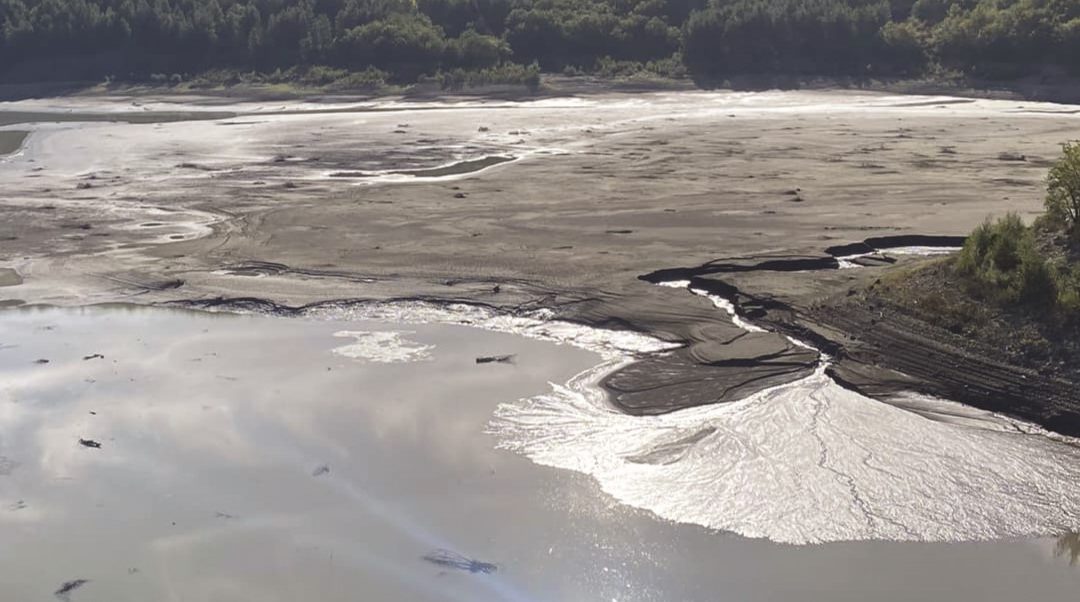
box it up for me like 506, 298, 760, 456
853, 142, 1080, 379
1, 0, 1079, 88
954, 142, 1080, 315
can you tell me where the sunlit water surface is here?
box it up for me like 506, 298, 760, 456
0, 306, 1078, 602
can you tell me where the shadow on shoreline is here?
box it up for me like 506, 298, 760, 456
1057, 532, 1080, 566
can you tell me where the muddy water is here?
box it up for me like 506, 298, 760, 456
0, 305, 1078, 601
0, 110, 234, 128
0, 131, 28, 157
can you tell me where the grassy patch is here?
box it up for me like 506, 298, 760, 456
433, 63, 542, 92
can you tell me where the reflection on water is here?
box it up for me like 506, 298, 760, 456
0, 305, 612, 601
1058, 533, 1080, 566
2, 305, 1080, 602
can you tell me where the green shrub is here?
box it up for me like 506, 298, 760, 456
437, 62, 541, 91
582, 54, 688, 79
325, 67, 389, 90
1017, 241, 1057, 306
957, 213, 1026, 279
957, 212, 1058, 306
445, 30, 512, 70
956, 141, 1080, 316
299, 65, 350, 86
334, 14, 447, 79
1056, 265, 1080, 312
1045, 141, 1080, 239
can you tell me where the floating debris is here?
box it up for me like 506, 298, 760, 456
422, 549, 497, 574
82, 354, 104, 361
312, 464, 331, 477
78, 439, 102, 449
476, 355, 515, 365
54, 579, 89, 601
997, 151, 1027, 161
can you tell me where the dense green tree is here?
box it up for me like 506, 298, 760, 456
1, 0, 1078, 85
446, 28, 510, 68
1046, 142, 1080, 238
684, 0, 894, 77
334, 12, 446, 76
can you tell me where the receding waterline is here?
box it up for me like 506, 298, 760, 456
489, 282, 1080, 545
0, 303, 643, 602
12, 296, 1080, 547
0, 130, 29, 157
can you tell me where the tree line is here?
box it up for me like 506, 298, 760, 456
0, 0, 1078, 86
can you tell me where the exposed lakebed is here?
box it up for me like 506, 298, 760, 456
5, 91, 1080, 600
1, 305, 1080, 601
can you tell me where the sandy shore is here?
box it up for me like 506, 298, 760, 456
0, 88, 1076, 426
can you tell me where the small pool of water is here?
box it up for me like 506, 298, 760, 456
0, 306, 1078, 602
0, 130, 28, 157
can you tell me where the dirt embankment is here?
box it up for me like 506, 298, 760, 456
812, 259, 1080, 436
657, 245, 1080, 437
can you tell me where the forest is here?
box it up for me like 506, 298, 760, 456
1, 0, 1078, 88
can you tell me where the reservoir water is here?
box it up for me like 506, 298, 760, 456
1, 306, 1079, 601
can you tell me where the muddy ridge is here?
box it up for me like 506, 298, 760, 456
642, 235, 1080, 438
809, 300, 1080, 437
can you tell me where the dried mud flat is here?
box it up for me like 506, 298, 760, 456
1, 89, 1078, 431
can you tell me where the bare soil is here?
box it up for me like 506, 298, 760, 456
802, 257, 1080, 435
1, 88, 1077, 429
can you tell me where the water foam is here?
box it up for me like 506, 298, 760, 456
331, 330, 435, 363
488, 283, 1080, 544
837, 246, 962, 269
306, 301, 676, 360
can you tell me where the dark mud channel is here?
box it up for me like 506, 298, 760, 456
642, 235, 968, 280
